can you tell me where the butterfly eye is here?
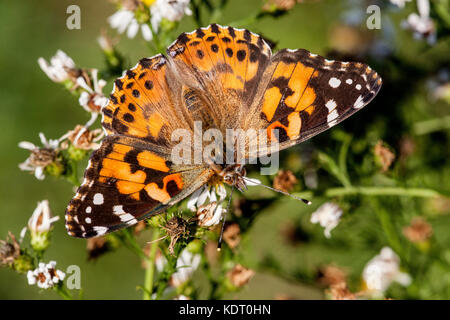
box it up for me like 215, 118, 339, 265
224, 174, 233, 183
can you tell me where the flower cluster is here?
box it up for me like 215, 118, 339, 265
108, 0, 192, 41
27, 261, 66, 289
188, 184, 227, 228
362, 247, 411, 295
310, 202, 343, 238
401, 0, 436, 44
18, 133, 63, 180
38, 51, 108, 128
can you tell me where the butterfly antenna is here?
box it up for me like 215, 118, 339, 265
242, 176, 312, 205
217, 185, 235, 251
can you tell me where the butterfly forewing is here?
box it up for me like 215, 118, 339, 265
247, 48, 382, 157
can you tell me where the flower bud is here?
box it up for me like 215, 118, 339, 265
28, 200, 59, 252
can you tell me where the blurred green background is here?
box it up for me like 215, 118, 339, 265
1, 0, 450, 299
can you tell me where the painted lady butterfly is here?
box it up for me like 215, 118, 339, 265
65, 24, 382, 238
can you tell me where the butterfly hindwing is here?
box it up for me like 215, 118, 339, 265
66, 135, 213, 238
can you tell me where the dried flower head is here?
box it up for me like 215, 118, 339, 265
399, 136, 416, 160
227, 264, 255, 287
196, 202, 225, 228
310, 202, 343, 238
318, 264, 347, 287
403, 217, 433, 243
204, 240, 219, 265
162, 216, 188, 255
326, 282, 356, 300
133, 220, 147, 235
18, 133, 62, 180
77, 69, 108, 114
223, 222, 241, 249
263, 0, 301, 11
274, 293, 295, 300
66, 125, 103, 150
87, 236, 110, 261
374, 141, 395, 172
430, 196, 450, 214
273, 170, 298, 193
27, 261, 65, 289
0, 232, 21, 267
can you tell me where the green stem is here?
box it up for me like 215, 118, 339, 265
143, 230, 160, 300
369, 199, 405, 259
318, 152, 351, 188
413, 115, 450, 135
324, 186, 445, 198
228, 12, 259, 28
338, 135, 352, 187
148, 22, 165, 54
119, 230, 147, 260
208, 0, 228, 24
66, 161, 80, 186
191, 0, 203, 27
55, 285, 73, 300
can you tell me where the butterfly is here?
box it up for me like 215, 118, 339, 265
65, 24, 382, 238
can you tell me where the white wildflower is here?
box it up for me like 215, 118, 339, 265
196, 202, 226, 227
402, 0, 436, 45
18, 133, 62, 180
108, 9, 153, 41
77, 69, 108, 114
155, 247, 201, 287
171, 248, 201, 287
187, 183, 228, 227
38, 50, 77, 83
187, 184, 227, 212
150, 0, 192, 32
28, 200, 59, 234
27, 261, 66, 289
363, 247, 412, 295
310, 202, 343, 238
390, 0, 411, 8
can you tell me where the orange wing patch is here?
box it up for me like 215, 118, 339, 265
102, 55, 177, 142
136, 150, 169, 172
144, 173, 184, 203
168, 24, 271, 95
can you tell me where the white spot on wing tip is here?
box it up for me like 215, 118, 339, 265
325, 99, 337, 111
354, 95, 365, 109
93, 226, 108, 236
